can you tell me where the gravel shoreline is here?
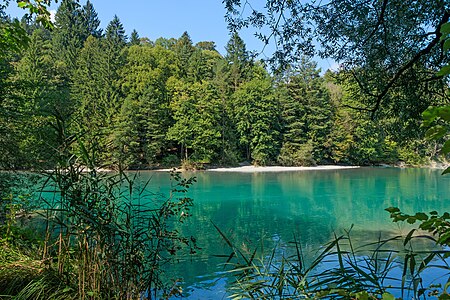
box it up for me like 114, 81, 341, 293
155, 165, 360, 172
207, 165, 360, 172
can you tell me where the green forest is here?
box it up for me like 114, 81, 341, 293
1, 0, 448, 171
2, 0, 450, 299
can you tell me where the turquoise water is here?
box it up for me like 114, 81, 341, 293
131, 167, 450, 298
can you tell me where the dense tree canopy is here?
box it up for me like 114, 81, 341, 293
0, 0, 447, 170
224, 0, 450, 117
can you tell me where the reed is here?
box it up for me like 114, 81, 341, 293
215, 224, 450, 299
0, 115, 198, 299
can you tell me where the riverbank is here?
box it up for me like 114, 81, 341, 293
207, 165, 360, 172
4, 159, 448, 173
155, 165, 361, 172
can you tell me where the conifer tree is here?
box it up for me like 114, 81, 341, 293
11, 28, 63, 168
196, 41, 216, 51
71, 14, 127, 165
279, 60, 334, 165
72, 36, 109, 130
106, 15, 127, 48
81, 0, 102, 38
115, 45, 175, 167
225, 32, 251, 91
53, 0, 85, 76
129, 29, 140, 46
103, 15, 127, 122
174, 31, 194, 79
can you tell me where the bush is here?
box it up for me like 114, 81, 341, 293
161, 154, 180, 167
277, 141, 316, 166
397, 146, 427, 166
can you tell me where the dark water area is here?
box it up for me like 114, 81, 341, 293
126, 167, 450, 298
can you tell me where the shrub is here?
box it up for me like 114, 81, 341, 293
278, 141, 316, 166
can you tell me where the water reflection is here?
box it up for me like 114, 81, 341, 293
133, 168, 450, 297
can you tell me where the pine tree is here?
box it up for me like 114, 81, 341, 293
129, 29, 140, 46
72, 28, 126, 165
81, 0, 102, 38
102, 15, 127, 140
196, 41, 216, 51
73, 36, 108, 128
213, 59, 240, 164
115, 45, 176, 167
52, 0, 85, 76
106, 15, 127, 48
11, 28, 62, 168
225, 32, 251, 91
174, 31, 194, 79
278, 59, 335, 165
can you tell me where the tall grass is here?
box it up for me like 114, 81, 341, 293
215, 224, 450, 299
0, 115, 198, 299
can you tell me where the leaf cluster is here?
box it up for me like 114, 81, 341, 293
386, 207, 450, 248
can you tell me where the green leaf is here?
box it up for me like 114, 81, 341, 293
439, 106, 450, 121
407, 217, 416, 224
17, 1, 28, 8
404, 229, 416, 246
442, 141, 450, 155
425, 125, 447, 140
444, 39, 450, 51
385, 207, 400, 213
441, 23, 450, 35
437, 65, 450, 77
382, 292, 395, 300
439, 294, 450, 300
414, 212, 428, 221
442, 167, 450, 175
422, 106, 439, 126
355, 291, 369, 300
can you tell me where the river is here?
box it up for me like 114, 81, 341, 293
126, 167, 450, 298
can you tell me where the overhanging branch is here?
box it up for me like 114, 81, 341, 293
368, 10, 450, 118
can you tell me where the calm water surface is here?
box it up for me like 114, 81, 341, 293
131, 167, 450, 298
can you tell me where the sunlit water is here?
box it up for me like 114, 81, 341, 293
126, 167, 450, 299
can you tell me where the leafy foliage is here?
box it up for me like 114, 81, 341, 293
421, 21, 450, 173
0, 1, 446, 172
387, 207, 450, 247
224, 0, 450, 118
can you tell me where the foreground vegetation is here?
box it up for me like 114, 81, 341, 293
0, 139, 199, 299
216, 224, 450, 300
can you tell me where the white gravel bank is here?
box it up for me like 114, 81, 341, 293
208, 165, 360, 173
